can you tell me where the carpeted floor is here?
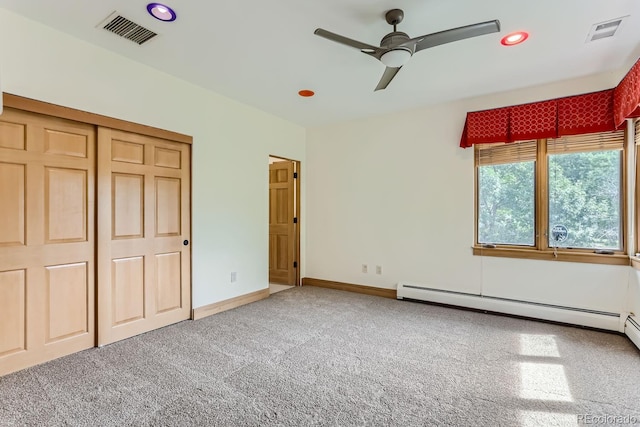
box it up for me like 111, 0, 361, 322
1, 286, 639, 426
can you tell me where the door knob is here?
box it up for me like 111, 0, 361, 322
183, 240, 189, 246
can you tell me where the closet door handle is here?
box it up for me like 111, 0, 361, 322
183, 240, 189, 246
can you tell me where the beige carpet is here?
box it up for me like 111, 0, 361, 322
1, 286, 639, 426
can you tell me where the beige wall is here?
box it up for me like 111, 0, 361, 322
0, 8, 306, 309
305, 70, 633, 315
2, 6, 638, 322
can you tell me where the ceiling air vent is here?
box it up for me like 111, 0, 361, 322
586, 16, 627, 42
98, 12, 157, 45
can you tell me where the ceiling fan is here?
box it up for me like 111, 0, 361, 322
314, 9, 501, 91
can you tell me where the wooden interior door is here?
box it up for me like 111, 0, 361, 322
0, 108, 95, 376
269, 160, 296, 285
97, 128, 191, 346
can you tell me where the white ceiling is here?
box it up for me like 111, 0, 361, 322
1, 0, 639, 127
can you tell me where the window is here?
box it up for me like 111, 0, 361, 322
475, 130, 627, 265
477, 141, 536, 246
547, 132, 623, 250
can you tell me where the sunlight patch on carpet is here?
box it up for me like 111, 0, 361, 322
519, 363, 573, 402
519, 334, 560, 358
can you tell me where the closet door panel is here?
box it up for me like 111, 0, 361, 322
98, 128, 191, 346
0, 108, 95, 376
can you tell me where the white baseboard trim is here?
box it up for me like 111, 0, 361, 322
397, 283, 621, 331
625, 316, 640, 350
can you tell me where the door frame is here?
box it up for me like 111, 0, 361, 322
268, 155, 301, 286
3, 93, 192, 144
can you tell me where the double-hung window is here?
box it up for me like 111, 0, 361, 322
476, 140, 536, 247
475, 130, 626, 265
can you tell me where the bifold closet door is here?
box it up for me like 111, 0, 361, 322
0, 108, 95, 376
97, 128, 191, 346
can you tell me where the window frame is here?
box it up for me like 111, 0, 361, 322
634, 119, 640, 260
474, 131, 629, 266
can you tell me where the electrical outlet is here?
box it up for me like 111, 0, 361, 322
376, 265, 382, 275
230, 272, 237, 283
361, 264, 368, 274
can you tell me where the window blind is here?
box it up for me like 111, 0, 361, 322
547, 130, 624, 154
635, 119, 640, 145
475, 140, 536, 166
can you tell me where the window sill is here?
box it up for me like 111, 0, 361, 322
472, 246, 629, 266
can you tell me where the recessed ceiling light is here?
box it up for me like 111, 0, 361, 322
501, 31, 528, 46
147, 3, 176, 22
298, 90, 315, 97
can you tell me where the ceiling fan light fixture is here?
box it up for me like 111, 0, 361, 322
501, 31, 528, 46
380, 49, 412, 68
314, 9, 500, 90
147, 3, 177, 22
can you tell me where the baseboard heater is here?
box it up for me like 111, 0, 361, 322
397, 283, 623, 332
626, 316, 640, 350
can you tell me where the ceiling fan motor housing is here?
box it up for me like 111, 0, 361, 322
379, 32, 413, 67
381, 32, 414, 53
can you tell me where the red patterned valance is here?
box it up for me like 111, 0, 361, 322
510, 100, 557, 141
460, 89, 615, 148
614, 58, 640, 126
460, 57, 640, 148
465, 106, 510, 143
557, 89, 615, 136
